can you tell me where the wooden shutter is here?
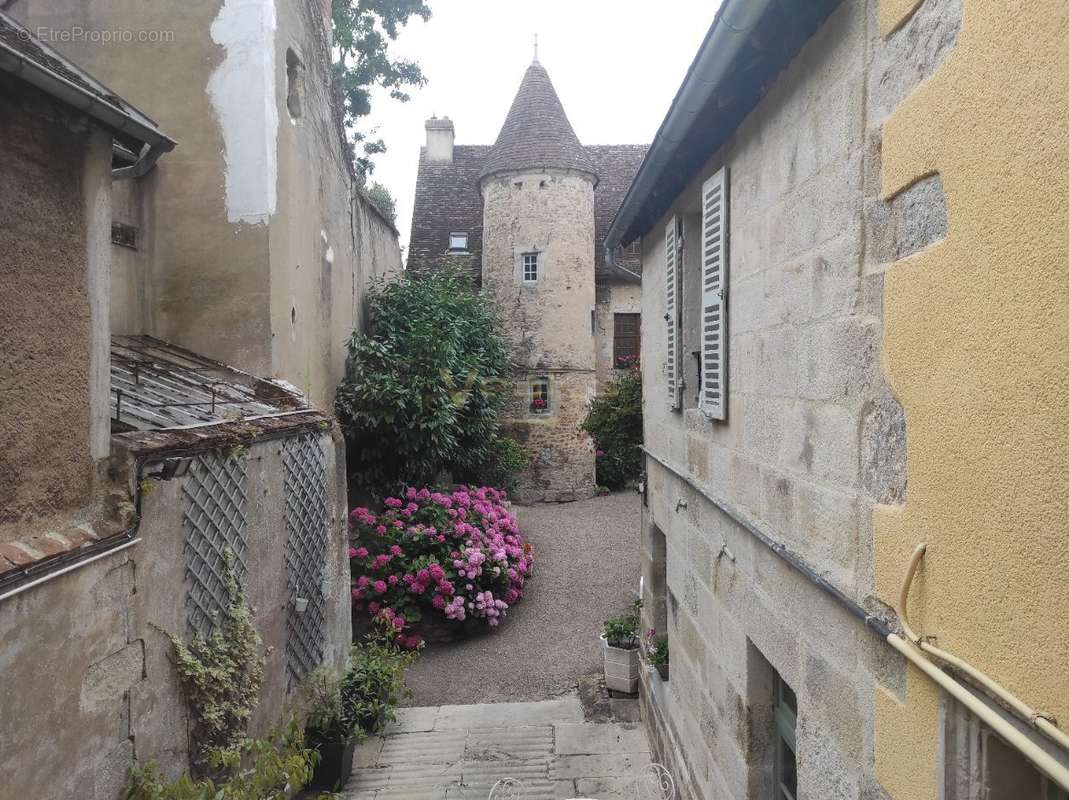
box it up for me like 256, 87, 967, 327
700, 168, 729, 420
665, 217, 682, 409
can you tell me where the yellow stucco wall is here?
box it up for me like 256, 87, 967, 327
874, 1, 1069, 797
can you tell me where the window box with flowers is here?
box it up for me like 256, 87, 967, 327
529, 379, 550, 415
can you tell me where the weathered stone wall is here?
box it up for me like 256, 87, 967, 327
594, 280, 641, 390
482, 169, 597, 500
503, 372, 596, 502
110, 174, 156, 337
638, 1, 960, 797
12, 0, 402, 411
0, 430, 350, 798
270, 0, 402, 410
0, 76, 111, 531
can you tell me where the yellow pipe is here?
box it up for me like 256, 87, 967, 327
896, 543, 1069, 755
887, 633, 1069, 792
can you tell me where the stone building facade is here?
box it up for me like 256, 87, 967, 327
605, 0, 1069, 798
9, 0, 402, 410
408, 60, 646, 501
0, 7, 386, 795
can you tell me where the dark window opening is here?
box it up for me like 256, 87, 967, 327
613, 312, 641, 367
111, 222, 138, 250
774, 674, 797, 800
286, 48, 303, 119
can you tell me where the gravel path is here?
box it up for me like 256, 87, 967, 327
403, 492, 641, 706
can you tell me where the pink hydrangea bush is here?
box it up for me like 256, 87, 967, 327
349, 486, 533, 646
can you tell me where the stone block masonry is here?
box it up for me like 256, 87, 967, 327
504, 372, 596, 503
635, 0, 963, 797
481, 169, 598, 502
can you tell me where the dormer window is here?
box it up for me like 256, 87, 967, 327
449, 232, 468, 251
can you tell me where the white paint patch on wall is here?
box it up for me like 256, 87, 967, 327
208, 0, 278, 225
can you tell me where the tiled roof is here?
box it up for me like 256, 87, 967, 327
479, 63, 596, 181
588, 145, 648, 274
408, 143, 647, 282
407, 145, 490, 282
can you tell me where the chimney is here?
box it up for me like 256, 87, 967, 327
425, 116, 455, 164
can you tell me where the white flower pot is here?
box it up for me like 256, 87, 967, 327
601, 634, 640, 694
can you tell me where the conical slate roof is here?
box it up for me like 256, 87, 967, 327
479, 62, 597, 182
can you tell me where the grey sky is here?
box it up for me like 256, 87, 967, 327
365, 0, 723, 258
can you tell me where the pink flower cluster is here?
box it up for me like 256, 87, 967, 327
349, 486, 534, 639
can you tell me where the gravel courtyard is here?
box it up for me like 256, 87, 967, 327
403, 492, 642, 706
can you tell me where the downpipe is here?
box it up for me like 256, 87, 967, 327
897, 543, 1069, 757
643, 449, 1069, 790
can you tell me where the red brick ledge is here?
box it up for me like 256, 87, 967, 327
0, 410, 334, 594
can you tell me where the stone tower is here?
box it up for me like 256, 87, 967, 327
479, 60, 598, 502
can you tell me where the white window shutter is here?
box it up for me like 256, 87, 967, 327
665, 217, 682, 410
700, 168, 728, 420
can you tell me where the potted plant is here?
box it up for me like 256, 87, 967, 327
301, 669, 360, 791
601, 599, 642, 694
644, 628, 670, 680
303, 617, 419, 790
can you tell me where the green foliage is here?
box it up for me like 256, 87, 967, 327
332, 0, 431, 177
646, 633, 669, 667
476, 436, 530, 493
335, 269, 514, 494
124, 723, 328, 800
168, 554, 264, 770
604, 599, 642, 650
581, 363, 643, 490
303, 618, 419, 744
364, 181, 397, 226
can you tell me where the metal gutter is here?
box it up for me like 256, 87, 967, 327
604, 246, 642, 284
643, 446, 1069, 790
642, 446, 893, 638
604, 0, 772, 251
0, 21, 175, 155
0, 536, 141, 603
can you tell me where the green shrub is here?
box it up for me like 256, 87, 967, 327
581, 363, 643, 490
303, 617, 419, 745
603, 599, 642, 649
124, 724, 326, 800
168, 553, 263, 771
645, 630, 669, 667
335, 269, 516, 494
476, 436, 530, 493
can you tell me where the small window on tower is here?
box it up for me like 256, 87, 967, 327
529, 378, 549, 414
449, 232, 468, 251
522, 252, 540, 283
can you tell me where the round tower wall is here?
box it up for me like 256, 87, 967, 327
480, 169, 597, 502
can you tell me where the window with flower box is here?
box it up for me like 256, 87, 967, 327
529, 378, 549, 414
